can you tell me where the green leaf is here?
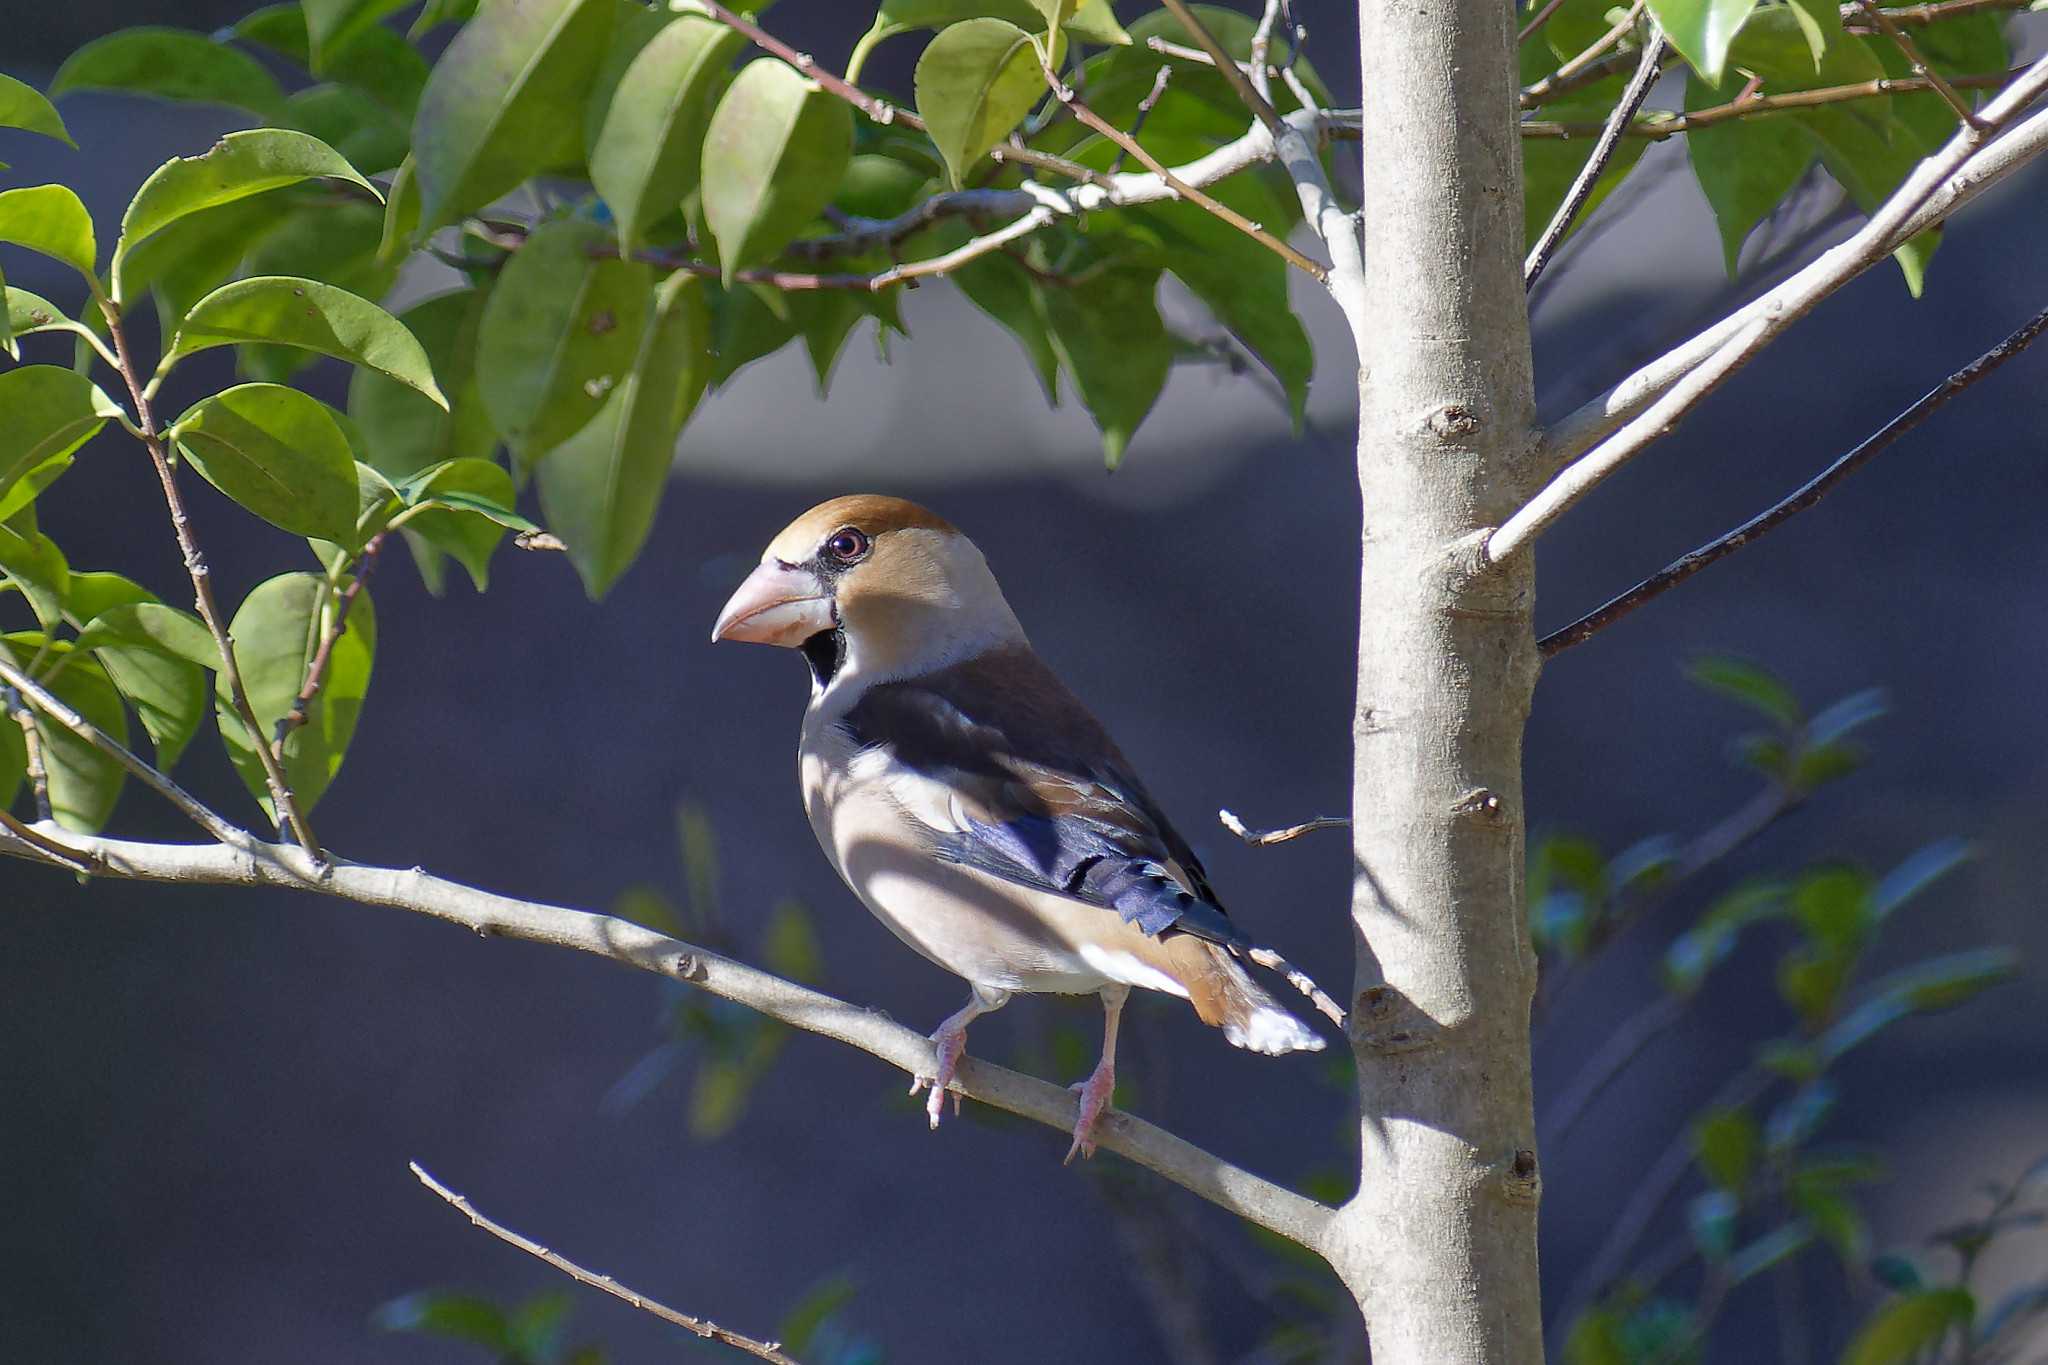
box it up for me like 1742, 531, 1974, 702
1728, 1223, 1815, 1283
348, 289, 496, 483
1665, 880, 1783, 995
378, 157, 420, 264
372, 1291, 511, 1350
862, 0, 1127, 51
0, 696, 21, 811
702, 60, 854, 279
0, 523, 69, 629
1786, 0, 1843, 67
411, 0, 481, 39
0, 453, 74, 526
707, 280, 796, 386
537, 269, 710, 597
304, 0, 411, 69
0, 73, 74, 146
49, 27, 286, 118
217, 571, 375, 818
397, 458, 521, 590
1041, 262, 1171, 467
1690, 654, 1801, 728
0, 639, 129, 831
1694, 1108, 1761, 1191
168, 384, 361, 542
943, 232, 1058, 403
74, 604, 211, 769
411, 0, 616, 234
62, 572, 152, 624
234, 4, 430, 117
0, 185, 97, 281
1686, 68, 1816, 274
281, 85, 409, 177
163, 276, 447, 406
117, 129, 375, 279
0, 367, 121, 514
1649, 0, 1764, 83
777, 1274, 859, 1357
1841, 1288, 1975, 1365
760, 900, 823, 983
114, 194, 290, 336
915, 19, 1054, 189
5, 286, 76, 356
476, 219, 650, 463
1765, 1080, 1836, 1154
586, 13, 745, 253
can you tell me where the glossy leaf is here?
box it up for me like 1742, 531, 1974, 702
304, 0, 410, 69
348, 289, 496, 483
169, 384, 361, 542
282, 85, 409, 177
61, 571, 151, 625
75, 604, 212, 770
4, 285, 74, 355
0, 185, 97, 280
411, 0, 615, 234
1687, 69, 1816, 274
537, 270, 711, 597
1649, 0, 1763, 83
217, 571, 376, 818
1041, 263, 1171, 468
1841, 1288, 1975, 1365
476, 219, 650, 462
701, 59, 854, 279
114, 195, 289, 336
586, 13, 744, 253
49, 27, 286, 118
1, 639, 129, 831
163, 276, 447, 406
398, 458, 521, 590
0, 454, 73, 526
116, 129, 375, 276
0, 367, 121, 514
1786, 0, 1843, 66
0, 73, 73, 146
915, 19, 1054, 189
0, 523, 69, 628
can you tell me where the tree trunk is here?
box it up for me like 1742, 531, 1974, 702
1323, 0, 1547, 1359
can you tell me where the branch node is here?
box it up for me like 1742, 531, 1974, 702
1452, 788, 1506, 822
1499, 1148, 1543, 1205
1350, 984, 1440, 1054
1426, 403, 1484, 441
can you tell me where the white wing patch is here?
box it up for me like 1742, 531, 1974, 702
1077, 944, 1190, 998
849, 742, 974, 836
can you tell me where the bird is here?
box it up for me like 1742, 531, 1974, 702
711, 494, 1341, 1162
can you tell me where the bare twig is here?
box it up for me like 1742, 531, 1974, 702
1525, 23, 1668, 289
410, 1163, 802, 1364
1218, 808, 1349, 847
1040, 60, 1328, 281
97, 299, 321, 861
1537, 299, 2048, 656
1110, 66, 1175, 174
1845, 0, 2034, 28
1856, 0, 1985, 128
1538, 55, 2048, 474
3, 682, 53, 822
0, 806, 97, 873
275, 535, 385, 753
1523, 48, 1653, 109
1520, 65, 2030, 138
1156, 0, 1285, 135
0, 653, 260, 851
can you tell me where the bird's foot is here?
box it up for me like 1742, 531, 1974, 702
909, 1023, 970, 1130
1064, 1059, 1117, 1164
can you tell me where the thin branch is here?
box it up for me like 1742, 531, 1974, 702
1217, 808, 1349, 848
1156, 0, 1285, 136
0, 816, 1335, 1247
1523, 48, 1654, 110
1110, 66, 1175, 175
3, 681, 53, 822
410, 1163, 802, 1364
1520, 65, 2030, 138
1039, 60, 1329, 281
1539, 993, 1686, 1145
96, 299, 322, 861
693, 0, 1116, 191
1537, 299, 2048, 656
1856, 0, 1985, 128
275, 535, 384, 753
1845, 0, 2034, 28
1525, 23, 1669, 290
1538, 55, 2048, 475
0, 806, 96, 873
1520, 0, 1576, 44
0, 652, 258, 851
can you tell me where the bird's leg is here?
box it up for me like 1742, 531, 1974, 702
1065, 984, 1130, 1164
910, 986, 1010, 1130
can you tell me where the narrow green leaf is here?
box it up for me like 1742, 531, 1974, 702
0, 696, 21, 811
410, 0, 481, 39
914, 19, 1054, 189
348, 289, 496, 483
372, 1292, 511, 1350
49, 27, 286, 118
0, 73, 74, 146
0, 185, 97, 281
1690, 654, 1802, 728
1841, 1288, 1975, 1365
1041, 263, 1171, 467
116, 129, 375, 276
398, 458, 520, 590
163, 276, 447, 406
537, 270, 711, 596
1871, 838, 1970, 921
169, 383, 361, 541
1649, 0, 1765, 83
587, 13, 745, 253
74, 604, 211, 769
0, 367, 121, 513
1686, 68, 1816, 274
701, 59, 854, 278
216, 571, 376, 817
475, 219, 650, 462
411, 0, 616, 233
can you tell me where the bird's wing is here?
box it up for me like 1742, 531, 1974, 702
836, 645, 1247, 949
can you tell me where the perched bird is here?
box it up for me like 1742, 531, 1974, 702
712, 495, 1339, 1161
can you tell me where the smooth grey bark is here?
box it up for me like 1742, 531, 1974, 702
1324, 0, 1548, 1359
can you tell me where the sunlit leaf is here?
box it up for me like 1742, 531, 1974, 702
1841, 1288, 1974, 1365
0, 367, 121, 514
586, 12, 744, 253
0, 73, 74, 146
1, 637, 130, 832
915, 18, 1056, 189
0, 185, 97, 281
74, 603, 212, 769
1041, 261, 1170, 467
117, 129, 376, 277
1649, 0, 1764, 84
163, 276, 447, 406
49, 27, 283, 117
1689, 654, 1801, 729
701, 59, 854, 279
347, 289, 496, 483
396, 458, 520, 591
168, 383, 361, 542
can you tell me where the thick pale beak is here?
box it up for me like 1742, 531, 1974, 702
711, 561, 834, 646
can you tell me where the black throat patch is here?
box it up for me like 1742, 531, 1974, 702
800, 629, 846, 688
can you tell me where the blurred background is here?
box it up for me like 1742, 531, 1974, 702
2, 3, 2045, 1362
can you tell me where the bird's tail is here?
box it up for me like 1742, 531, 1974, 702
1160, 937, 1333, 1055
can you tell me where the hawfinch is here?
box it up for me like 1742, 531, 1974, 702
712, 495, 1338, 1161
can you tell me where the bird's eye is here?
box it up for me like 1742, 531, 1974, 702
826, 528, 870, 563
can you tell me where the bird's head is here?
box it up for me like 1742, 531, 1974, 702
711, 495, 1024, 686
